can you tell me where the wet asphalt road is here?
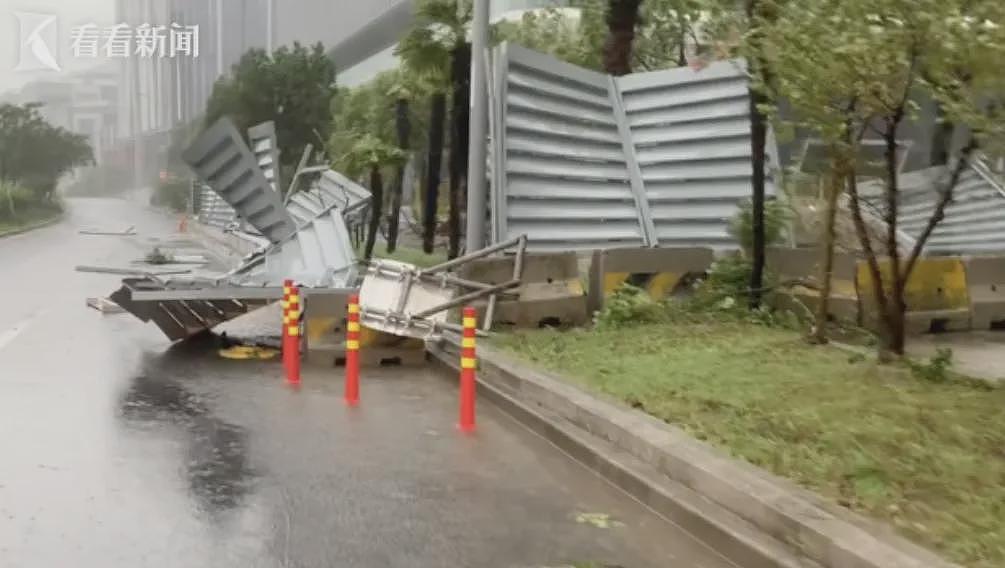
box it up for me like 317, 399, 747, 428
0, 198, 735, 568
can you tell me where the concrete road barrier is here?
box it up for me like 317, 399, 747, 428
858, 257, 972, 334
587, 247, 715, 314
303, 292, 424, 367
766, 247, 859, 322
964, 255, 1005, 330
459, 252, 589, 328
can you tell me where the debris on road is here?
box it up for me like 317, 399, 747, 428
358, 236, 527, 339
79, 226, 136, 236
86, 297, 125, 314
76, 265, 192, 277
218, 345, 279, 360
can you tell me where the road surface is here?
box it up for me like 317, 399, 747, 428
0, 198, 735, 568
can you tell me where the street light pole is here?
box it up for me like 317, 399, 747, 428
464, 0, 491, 251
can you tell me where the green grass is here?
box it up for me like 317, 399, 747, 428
495, 316, 1005, 567
0, 205, 62, 235
358, 242, 447, 268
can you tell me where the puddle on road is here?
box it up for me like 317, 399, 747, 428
120, 372, 256, 515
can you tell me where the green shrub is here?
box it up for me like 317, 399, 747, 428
0, 180, 35, 219
594, 284, 664, 329
909, 348, 954, 383
150, 178, 190, 213
729, 198, 790, 255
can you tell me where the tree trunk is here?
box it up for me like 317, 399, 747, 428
811, 168, 841, 344
746, 0, 768, 310
747, 85, 768, 309
364, 164, 384, 261
422, 93, 447, 254
387, 97, 411, 254
603, 0, 644, 76
448, 42, 472, 259
929, 102, 954, 166
882, 119, 907, 357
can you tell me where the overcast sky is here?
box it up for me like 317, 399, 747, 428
0, 0, 115, 94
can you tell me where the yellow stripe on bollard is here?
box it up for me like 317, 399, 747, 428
348, 304, 360, 315
461, 357, 477, 369
346, 340, 360, 350
347, 322, 361, 332
288, 326, 299, 336
463, 317, 476, 328
462, 337, 476, 348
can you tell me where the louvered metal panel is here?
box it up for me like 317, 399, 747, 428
864, 159, 1005, 254
489, 43, 777, 252
491, 43, 647, 251
248, 121, 281, 192
182, 118, 296, 243
287, 169, 372, 235
195, 183, 238, 229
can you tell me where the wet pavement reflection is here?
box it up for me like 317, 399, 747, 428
0, 199, 733, 568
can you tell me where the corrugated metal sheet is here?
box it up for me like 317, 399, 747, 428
619, 60, 778, 247
490, 43, 777, 251
195, 183, 238, 229
288, 169, 371, 225
248, 121, 281, 192
863, 158, 1005, 255
182, 118, 297, 243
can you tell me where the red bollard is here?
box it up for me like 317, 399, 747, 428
282, 280, 301, 386
344, 294, 361, 406
458, 306, 477, 432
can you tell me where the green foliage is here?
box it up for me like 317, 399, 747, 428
395, 0, 471, 86
150, 177, 190, 213
205, 42, 336, 170
0, 102, 93, 200
0, 180, 34, 220
494, 7, 603, 70
728, 197, 788, 254
334, 133, 406, 178
909, 348, 955, 383
594, 284, 665, 329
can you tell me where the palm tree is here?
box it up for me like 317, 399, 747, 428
603, 0, 645, 75
337, 133, 406, 260
385, 79, 414, 254
395, 0, 473, 258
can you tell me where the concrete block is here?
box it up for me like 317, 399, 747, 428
460, 253, 589, 328
964, 255, 1005, 330
858, 257, 972, 334
587, 247, 715, 313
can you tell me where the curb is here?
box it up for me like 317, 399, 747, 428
0, 212, 64, 240
427, 337, 957, 568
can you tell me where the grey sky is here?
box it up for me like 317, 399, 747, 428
0, 0, 115, 93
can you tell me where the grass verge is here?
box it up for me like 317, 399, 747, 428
358, 243, 447, 268
495, 313, 1005, 567
0, 205, 63, 236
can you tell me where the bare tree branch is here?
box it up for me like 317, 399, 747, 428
902, 138, 979, 282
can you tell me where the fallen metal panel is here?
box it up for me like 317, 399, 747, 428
248, 121, 281, 192
359, 259, 454, 338
110, 278, 273, 341
182, 118, 296, 243
227, 207, 358, 288
862, 157, 1005, 255
195, 183, 238, 229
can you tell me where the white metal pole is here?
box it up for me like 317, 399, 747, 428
216, 0, 224, 76
266, 0, 274, 54
465, 0, 491, 251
